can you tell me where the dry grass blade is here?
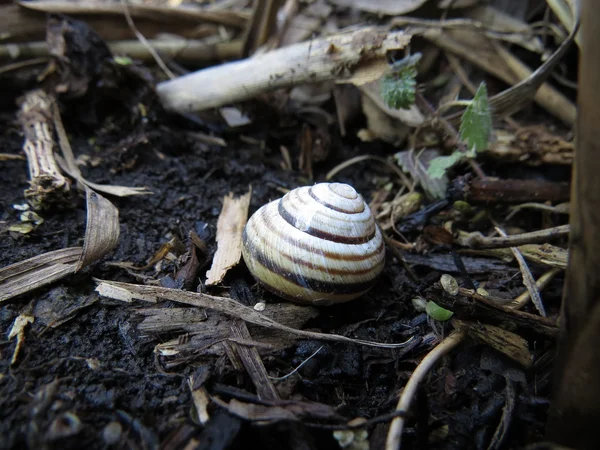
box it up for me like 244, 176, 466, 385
495, 226, 546, 317
52, 101, 152, 197
205, 189, 252, 286
0, 248, 83, 302
0, 189, 120, 302
509, 268, 562, 310
485, 20, 578, 120
18, 0, 250, 28
326, 155, 413, 189
94, 280, 415, 349
414, 8, 579, 124
157, 27, 411, 113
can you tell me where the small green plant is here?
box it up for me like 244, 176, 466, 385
380, 53, 422, 110
425, 301, 454, 321
427, 82, 492, 180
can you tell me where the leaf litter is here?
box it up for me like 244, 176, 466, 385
0, 1, 580, 449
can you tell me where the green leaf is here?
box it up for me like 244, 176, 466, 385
380, 53, 421, 110
426, 151, 465, 180
426, 301, 454, 321
113, 56, 134, 66
459, 82, 492, 152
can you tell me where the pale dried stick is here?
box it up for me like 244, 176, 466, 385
385, 330, 466, 450
156, 27, 411, 112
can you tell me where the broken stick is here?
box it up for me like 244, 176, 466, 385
156, 27, 411, 113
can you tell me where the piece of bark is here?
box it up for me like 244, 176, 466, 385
157, 27, 411, 113
205, 189, 252, 286
229, 319, 280, 400
546, 1, 600, 447
426, 284, 559, 338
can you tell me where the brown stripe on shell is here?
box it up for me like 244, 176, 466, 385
308, 186, 365, 214
244, 222, 383, 277
252, 206, 384, 262
246, 241, 383, 295
278, 201, 376, 244
282, 189, 367, 223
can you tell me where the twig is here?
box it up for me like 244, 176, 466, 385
119, 0, 175, 80
494, 226, 546, 317
325, 154, 413, 190
385, 330, 466, 450
94, 280, 415, 349
458, 224, 570, 249
0, 57, 49, 75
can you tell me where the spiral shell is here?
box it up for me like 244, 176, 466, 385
241, 182, 385, 305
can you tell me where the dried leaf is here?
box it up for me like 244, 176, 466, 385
0, 189, 120, 302
76, 187, 120, 270
205, 188, 252, 286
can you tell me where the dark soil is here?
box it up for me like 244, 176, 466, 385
0, 24, 568, 450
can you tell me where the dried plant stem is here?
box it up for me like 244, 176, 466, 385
156, 27, 411, 112
459, 224, 570, 249
18, 89, 70, 209
0, 40, 243, 64
385, 330, 466, 450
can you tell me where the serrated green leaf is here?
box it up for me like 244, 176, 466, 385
426, 301, 454, 321
459, 82, 492, 152
426, 151, 465, 180
380, 53, 421, 110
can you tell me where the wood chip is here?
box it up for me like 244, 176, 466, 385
453, 319, 532, 368
205, 189, 252, 286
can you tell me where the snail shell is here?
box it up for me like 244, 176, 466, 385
241, 182, 385, 305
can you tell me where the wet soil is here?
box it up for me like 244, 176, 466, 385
0, 58, 565, 450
